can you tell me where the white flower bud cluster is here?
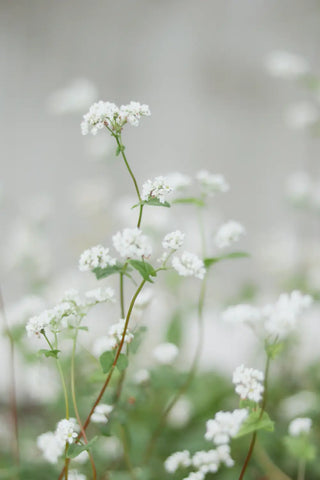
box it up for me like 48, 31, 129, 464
81, 100, 150, 135
37, 418, 79, 464
205, 409, 248, 445
164, 450, 192, 473
162, 230, 185, 250
85, 287, 115, 305
214, 220, 246, 249
288, 417, 312, 437
172, 251, 206, 280
232, 365, 264, 403
196, 170, 229, 196
91, 404, 114, 424
79, 245, 116, 272
113, 228, 152, 259
141, 176, 173, 204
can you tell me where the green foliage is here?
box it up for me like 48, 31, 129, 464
204, 252, 250, 269
173, 197, 205, 207
99, 351, 115, 373
117, 354, 129, 372
128, 259, 157, 283
37, 349, 60, 359
93, 263, 126, 280
265, 341, 284, 360
236, 410, 274, 438
283, 435, 316, 462
165, 311, 183, 346
66, 436, 98, 458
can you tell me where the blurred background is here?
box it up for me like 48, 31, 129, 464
2, 2, 320, 478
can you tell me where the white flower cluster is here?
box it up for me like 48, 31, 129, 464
165, 450, 192, 473
68, 470, 87, 480
162, 230, 185, 250
93, 319, 134, 355
141, 176, 173, 204
153, 342, 179, 365
166, 172, 192, 190
205, 409, 248, 445
81, 100, 150, 135
26, 287, 115, 339
91, 403, 114, 424
288, 417, 312, 437
79, 245, 116, 272
37, 418, 79, 464
214, 221, 246, 249
285, 102, 319, 130
232, 365, 264, 403
222, 290, 312, 341
286, 171, 320, 209
172, 251, 206, 280
113, 228, 152, 259
265, 51, 309, 79
196, 170, 229, 196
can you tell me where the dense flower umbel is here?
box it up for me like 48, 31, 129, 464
81, 100, 150, 135
205, 409, 248, 445
172, 251, 206, 280
113, 228, 152, 259
141, 176, 173, 204
214, 220, 246, 249
232, 365, 264, 403
79, 245, 116, 272
288, 417, 312, 436
162, 230, 185, 250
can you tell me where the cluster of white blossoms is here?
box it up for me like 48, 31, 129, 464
166, 172, 192, 190
286, 170, 320, 209
68, 470, 87, 480
91, 403, 114, 424
26, 287, 115, 339
288, 417, 312, 437
196, 170, 229, 196
222, 290, 312, 341
93, 319, 134, 355
285, 102, 319, 130
81, 100, 150, 135
153, 342, 179, 365
214, 221, 246, 249
205, 409, 248, 445
232, 365, 264, 403
172, 251, 206, 280
141, 176, 173, 204
165, 450, 192, 473
37, 418, 79, 464
113, 228, 152, 259
162, 230, 185, 250
79, 245, 116, 272
264, 51, 309, 79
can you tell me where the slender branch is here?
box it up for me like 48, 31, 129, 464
0, 287, 20, 467
297, 460, 306, 480
119, 425, 137, 480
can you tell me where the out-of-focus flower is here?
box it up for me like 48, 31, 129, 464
47, 78, 98, 114
222, 304, 261, 326
286, 171, 313, 205
214, 221, 246, 249
232, 365, 264, 403
37, 431, 64, 464
196, 170, 229, 196
153, 342, 179, 365
166, 172, 192, 190
113, 228, 152, 259
172, 251, 206, 279
133, 368, 150, 385
288, 417, 312, 436
285, 102, 319, 130
167, 397, 192, 428
68, 470, 87, 480
91, 404, 114, 424
264, 51, 309, 79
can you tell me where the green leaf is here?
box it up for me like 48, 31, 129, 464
284, 436, 316, 462
173, 197, 205, 207
93, 264, 124, 280
128, 260, 157, 283
143, 198, 171, 208
235, 410, 274, 438
99, 351, 115, 374
38, 349, 60, 359
116, 354, 129, 372
115, 144, 125, 156
204, 252, 250, 268
166, 311, 183, 347
265, 341, 284, 359
66, 437, 98, 458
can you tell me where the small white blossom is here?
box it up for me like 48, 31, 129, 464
233, 365, 264, 403
285, 102, 319, 130
196, 170, 229, 195
55, 418, 79, 445
133, 369, 150, 385
91, 404, 113, 424
286, 171, 313, 205
68, 470, 87, 480
214, 221, 246, 249
192, 450, 219, 473
26, 311, 52, 338
167, 397, 192, 428
222, 304, 261, 326
162, 230, 185, 250
113, 228, 152, 259
79, 245, 116, 272
183, 471, 205, 480
99, 319, 134, 352
37, 431, 64, 464
85, 287, 115, 305
205, 409, 248, 445
164, 450, 192, 473
172, 251, 206, 280
265, 51, 309, 79
47, 78, 98, 115
288, 417, 312, 436
216, 444, 234, 467
153, 342, 179, 365
141, 176, 173, 204
166, 172, 192, 190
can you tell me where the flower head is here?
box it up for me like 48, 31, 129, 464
214, 221, 246, 249
141, 176, 173, 204
162, 230, 185, 250
79, 245, 116, 272
232, 365, 264, 403
288, 417, 312, 436
172, 251, 206, 280
205, 409, 248, 445
153, 342, 179, 365
164, 450, 192, 473
113, 228, 152, 259
196, 170, 229, 195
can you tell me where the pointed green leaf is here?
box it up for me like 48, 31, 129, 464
116, 353, 129, 372
128, 260, 157, 283
173, 197, 205, 207
204, 252, 250, 268
235, 410, 274, 438
66, 436, 98, 458
38, 349, 60, 359
99, 351, 115, 374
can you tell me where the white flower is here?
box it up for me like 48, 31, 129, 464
133, 369, 150, 385
183, 471, 205, 480
288, 417, 312, 436
141, 176, 173, 204
55, 418, 79, 445
216, 444, 234, 467
232, 365, 264, 403
134, 288, 154, 309
265, 51, 309, 79
47, 78, 98, 115
92, 336, 117, 357
222, 304, 261, 326
192, 450, 219, 473
166, 172, 192, 190
113, 228, 152, 259
214, 221, 246, 249
153, 342, 179, 365
286, 171, 312, 205
26, 311, 52, 338
68, 470, 87, 480
79, 245, 116, 272
91, 404, 114, 424
196, 170, 229, 195
100, 319, 134, 351
263, 290, 313, 339
285, 102, 319, 130
172, 251, 206, 280
85, 287, 115, 305
37, 431, 64, 464
81, 100, 150, 135
164, 450, 192, 473
162, 230, 185, 250
205, 409, 248, 445
167, 397, 192, 428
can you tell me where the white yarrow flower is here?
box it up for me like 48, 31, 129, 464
205, 409, 248, 445
79, 245, 116, 272
153, 342, 179, 365
288, 417, 312, 436
214, 221, 246, 249
172, 251, 206, 280
141, 176, 173, 204
265, 51, 309, 79
232, 365, 264, 403
164, 450, 192, 473
113, 228, 152, 259
85, 287, 115, 305
162, 230, 185, 250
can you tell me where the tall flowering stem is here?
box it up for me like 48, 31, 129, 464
238, 353, 272, 480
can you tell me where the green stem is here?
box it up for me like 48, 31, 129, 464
297, 460, 306, 480
120, 273, 125, 318
119, 425, 136, 480
238, 354, 272, 480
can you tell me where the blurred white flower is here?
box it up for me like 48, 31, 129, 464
286, 171, 312, 205
113, 228, 152, 259
232, 365, 264, 403
153, 342, 179, 365
196, 170, 229, 196
264, 51, 309, 79
166, 172, 192, 190
288, 417, 312, 436
214, 221, 246, 249
91, 404, 113, 423
167, 397, 192, 428
68, 470, 87, 480
133, 368, 150, 385
285, 102, 319, 130
279, 391, 317, 419
47, 78, 98, 115
222, 304, 261, 326
37, 431, 64, 464
172, 251, 206, 279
